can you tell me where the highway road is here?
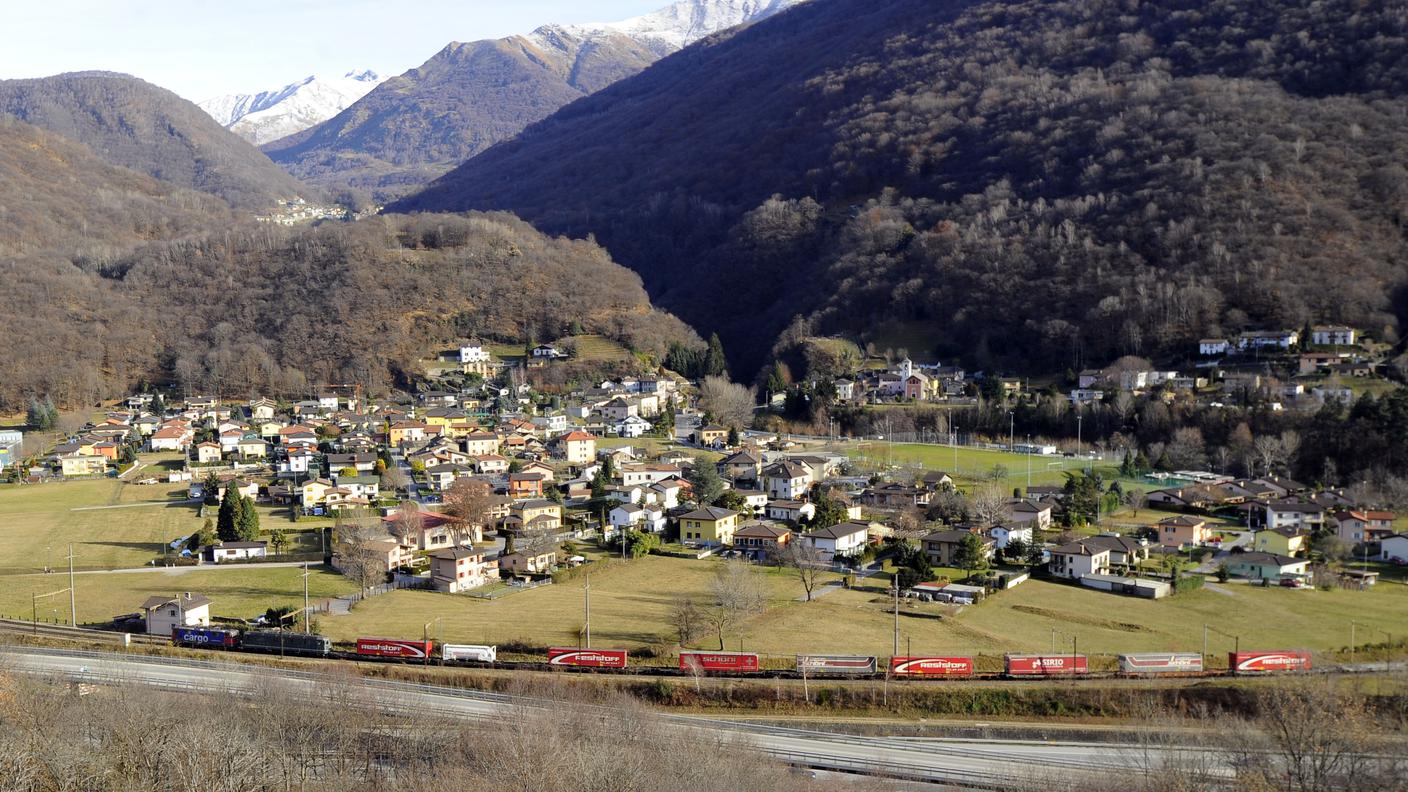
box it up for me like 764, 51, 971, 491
3, 645, 1227, 789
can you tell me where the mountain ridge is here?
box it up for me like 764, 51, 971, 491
0, 71, 307, 208
394, 0, 1408, 378
199, 70, 384, 145
263, 0, 806, 199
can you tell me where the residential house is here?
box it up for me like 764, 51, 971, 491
1007, 499, 1052, 531
1227, 552, 1309, 581
507, 471, 548, 499
424, 463, 475, 491
236, 437, 268, 459
326, 452, 377, 474
1199, 338, 1229, 356
1335, 511, 1397, 544
988, 524, 1032, 550
334, 475, 380, 501
473, 454, 510, 475
299, 478, 334, 509
551, 428, 596, 465
647, 480, 685, 509
499, 550, 557, 576
732, 522, 793, 559
1156, 515, 1213, 548
692, 425, 729, 449
717, 451, 763, 483
430, 547, 496, 593
733, 488, 768, 516
766, 500, 816, 524
1048, 542, 1111, 580
1079, 535, 1149, 569
763, 461, 813, 500
462, 432, 500, 457
805, 521, 872, 562
621, 463, 681, 488
208, 541, 267, 564
1311, 325, 1357, 346
1264, 501, 1326, 532
865, 483, 931, 509
58, 455, 106, 477
613, 415, 652, 438
609, 504, 666, 534
194, 442, 222, 464
504, 500, 562, 534
1380, 534, 1408, 563
141, 593, 212, 635
679, 506, 740, 546
149, 424, 193, 452
922, 529, 995, 568
1253, 527, 1309, 557
1236, 330, 1299, 351
391, 509, 481, 551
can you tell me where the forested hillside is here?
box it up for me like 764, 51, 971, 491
0, 72, 307, 208
0, 115, 233, 256
398, 0, 1408, 378
0, 214, 699, 409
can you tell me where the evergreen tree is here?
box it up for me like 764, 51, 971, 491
704, 333, 728, 377
216, 485, 241, 541
237, 495, 261, 541
151, 393, 165, 416
953, 532, 990, 577
686, 456, 725, 505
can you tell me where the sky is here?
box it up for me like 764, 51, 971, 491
2, 0, 665, 101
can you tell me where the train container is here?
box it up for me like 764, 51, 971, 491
1005, 654, 1089, 676
1118, 653, 1204, 674
356, 638, 435, 660
172, 626, 239, 648
241, 630, 331, 657
442, 644, 497, 663
796, 655, 878, 675
679, 651, 761, 673
889, 656, 974, 677
547, 647, 629, 668
1229, 651, 1311, 674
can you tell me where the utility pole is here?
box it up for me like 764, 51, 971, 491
66, 543, 76, 626
1026, 435, 1032, 490
301, 562, 310, 633
892, 579, 900, 657
1008, 411, 1015, 453
1350, 621, 1356, 666
583, 572, 591, 648
1076, 415, 1083, 462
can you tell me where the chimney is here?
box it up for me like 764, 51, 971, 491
183, 592, 192, 600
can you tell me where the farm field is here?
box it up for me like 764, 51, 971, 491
0, 453, 331, 572
0, 564, 357, 626
320, 554, 1408, 666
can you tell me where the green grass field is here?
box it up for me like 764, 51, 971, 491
0, 453, 332, 572
318, 554, 1408, 665
321, 555, 841, 650
842, 441, 1150, 493
0, 564, 357, 626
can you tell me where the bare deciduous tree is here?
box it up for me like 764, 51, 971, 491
705, 559, 768, 649
388, 499, 423, 544
775, 539, 827, 602
443, 477, 495, 544
697, 375, 756, 430
970, 484, 1012, 528
334, 509, 390, 594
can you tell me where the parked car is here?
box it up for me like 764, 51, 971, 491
1279, 577, 1304, 588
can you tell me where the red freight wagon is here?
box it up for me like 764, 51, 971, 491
680, 651, 761, 673
889, 656, 974, 677
1229, 651, 1312, 674
1005, 654, 1089, 676
548, 647, 629, 668
355, 638, 434, 660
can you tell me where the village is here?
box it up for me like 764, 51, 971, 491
2, 329, 1405, 666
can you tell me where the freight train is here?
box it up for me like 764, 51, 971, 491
170, 627, 1313, 681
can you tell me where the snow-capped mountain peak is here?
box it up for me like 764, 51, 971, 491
198, 69, 385, 145
549, 0, 807, 55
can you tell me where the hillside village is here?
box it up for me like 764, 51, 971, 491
6, 332, 1403, 638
